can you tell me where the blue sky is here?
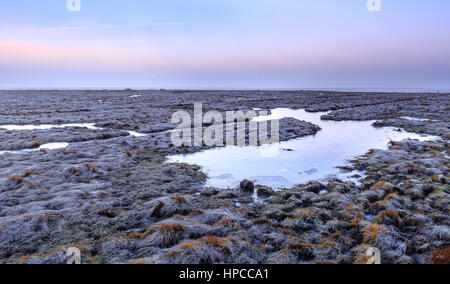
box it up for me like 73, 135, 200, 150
0, 0, 449, 89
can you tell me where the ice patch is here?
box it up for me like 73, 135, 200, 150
126, 130, 147, 137
0, 123, 99, 131
0, 142, 69, 156
0, 123, 147, 138
39, 142, 69, 150
400, 116, 436, 122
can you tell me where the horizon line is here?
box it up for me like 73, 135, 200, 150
0, 87, 448, 94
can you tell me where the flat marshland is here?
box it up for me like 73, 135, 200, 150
0, 90, 448, 264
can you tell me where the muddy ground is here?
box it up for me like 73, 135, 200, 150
0, 90, 448, 264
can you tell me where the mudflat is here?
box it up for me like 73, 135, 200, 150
0, 90, 448, 264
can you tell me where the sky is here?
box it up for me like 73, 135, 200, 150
0, 0, 449, 90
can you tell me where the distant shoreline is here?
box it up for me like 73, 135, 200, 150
0, 88, 449, 93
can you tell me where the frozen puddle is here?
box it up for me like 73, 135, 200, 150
39, 142, 70, 150
0, 123, 99, 131
167, 108, 438, 189
0, 123, 147, 156
126, 130, 147, 137
0, 123, 147, 137
0, 142, 69, 155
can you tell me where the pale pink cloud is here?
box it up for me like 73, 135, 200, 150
0, 39, 164, 71
1, 37, 447, 75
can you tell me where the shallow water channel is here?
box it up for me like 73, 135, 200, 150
0, 123, 147, 154
167, 108, 437, 189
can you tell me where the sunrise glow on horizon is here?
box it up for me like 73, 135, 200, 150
0, 0, 449, 90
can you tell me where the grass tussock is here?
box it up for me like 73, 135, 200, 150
23, 171, 41, 177
169, 163, 192, 171
288, 242, 313, 249
201, 235, 231, 249
178, 241, 202, 250
150, 201, 165, 217
189, 209, 205, 216
343, 205, 364, 219
171, 195, 187, 204
318, 241, 339, 249
126, 231, 149, 240
350, 218, 365, 227
159, 223, 187, 233
282, 229, 294, 235
164, 235, 234, 263
8, 176, 24, 183
215, 217, 235, 226
299, 211, 318, 220
371, 181, 395, 191
330, 232, 342, 240
147, 222, 188, 248
429, 247, 450, 264
376, 210, 401, 224
252, 218, 272, 225
354, 254, 371, 264
131, 260, 149, 265
405, 163, 416, 168
378, 193, 398, 207
288, 242, 315, 260
96, 207, 116, 218
362, 223, 386, 244
30, 141, 41, 148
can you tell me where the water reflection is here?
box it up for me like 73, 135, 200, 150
0, 123, 147, 137
0, 122, 148, 156
167, 108, 437, 189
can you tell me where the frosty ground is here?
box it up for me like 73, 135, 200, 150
0, 90, 448, 264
